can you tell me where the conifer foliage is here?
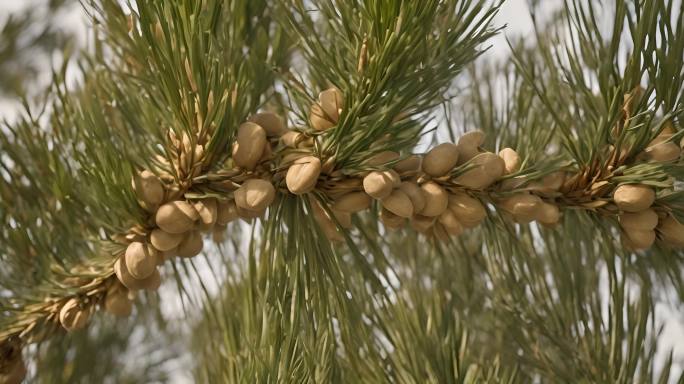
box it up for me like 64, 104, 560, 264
1, 0, 683, 382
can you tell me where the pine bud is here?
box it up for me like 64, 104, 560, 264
104, 284, 133, 317
114, 257, 162, 291
59, 298, 90, 332
613, 184, 655, 212
619, 209, 658, 230
658, 215, 684, 247
542, 172, 565, 191
410, 215, 434, 233
194, 198, 218, 231
232, 122, 267, 170
281, 131, 306, 148
138, 268, 162, 291
259, 142, 273, 163
176, 230, 204, 258
398, 182, 426, 213
132, 170, 164, 208
330, 209, 353, 229
114, 257, 145, 291
319, 87, 343, 122
393, 155, 422, 174
380, 208, 405, 229
311, 201, 344, 242
381, 189, 413, 218
236, 205, 263, 220
310, 104, 335, 131
499, 193, 543, 223
366, 151, 400, 167
438, 210, 464, 236
333, 192, 372, 213
234, 179, 276, 212
156, 201, 199, 234
456, 131, 485, 164
150, 229, 183, 252
641, 141, 681, 162
419, 182, 448, 217
498, 148, 521, 174
124, 242, 158, 279
623, 228, 656, 250
248, 112, 286, 137
454, 152, 505, 189
286, 156, 322, 194
363, 170, 400, 199
422, 143, 459, 177
217, 199, 239, 225
447, 192, 486, 228
536, 202, 560, 225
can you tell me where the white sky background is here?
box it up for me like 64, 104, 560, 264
0, 0, 682, 382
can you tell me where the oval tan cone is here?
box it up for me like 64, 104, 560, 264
498, 147, 521, 174
619, 209, 658, 230
381, 190, 414, 218
613, 184, 655, 212
330, 209, 353, 229
194, 198, 218, 230
138, 268, 162, 291
217, 199, 239, 225
642, 142, 681, 162
398, 182, 426, 213
542, 172, 565, 191
114, 257, 145, 291
333, 192, 372, 212
156, 201, 199, 234
248, 112, 286, 136
310, 103, 335, 131
232, 122, 267, 170
454, 153, 505, 189
150, 228, 183, 252
411, 215, 434, 233
236, 205, 263, 220
394, 155, 422, 174
658, 215, 684, 247
499, 193, 542, 223
438, 210, 464, 236
104, 286, 133, 317
623, 228, 655, 250
319, 87, 343, 122
419, 182, 448, 217
380, 208, 405, 229
59, 298, 90, 332
286, 156, 321, 194
311, 201, 344, 242
234, 179, 276, 212
177, 230, 204, 258
124, 241, 158, 279
281, 131, 304, 148
364, 170, 400, 199
536, 202, 560, 225
423, 143, 459, 177
132, 170, 164, 207
456, 131, 485, 164
447, 192, 486, 227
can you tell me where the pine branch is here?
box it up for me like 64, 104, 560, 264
0, 1, 683, 382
